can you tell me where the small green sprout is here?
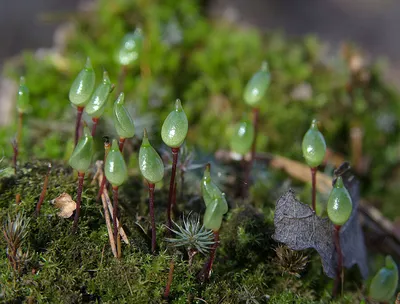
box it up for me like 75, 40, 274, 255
230, 118, 255, 156
327, 177, 352, 226
113, 92, 135, 151
16, 77, 30, 114
116, 28, 144, 67
369, 255, 398, 302
302, 119, 327, 168
243, 61, 270, 107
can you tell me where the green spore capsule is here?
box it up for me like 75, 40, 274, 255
105, 139, 128, 187
369, 255, 399, 302
230, 119, 255, 155
302, 119, 327, 168
327, 177, 352, 226
85, 71, 112, 118
139, 129, 164, 184
68, 126, 93, 173
161, 99, 188, 148
116, 28, 144, 66
204, 198, 224, 231
201, 165, 228, 215
113, 93, 135, 139
243, 61, 271, 107
16, 77, 30, 113
69, 58, 96, 107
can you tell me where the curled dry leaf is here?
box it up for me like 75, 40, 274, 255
53, 193, 76, 218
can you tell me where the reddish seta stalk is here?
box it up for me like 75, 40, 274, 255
148, 183, 156, 253
163, 259, 175, 300
72, 172, 85, 233
333, 225, 343, 297
17, 112, 23, 147
244, 107, 259, 196
118, 137, 126, 152
36, 163, 52, 215
167, 147, 179, 229
203, 231, 220, 280
74, 106, 84, 147
11, 139, 18, 174
91, 117, 99, 137
311, 167, 317, 211
112, 186, 119, 247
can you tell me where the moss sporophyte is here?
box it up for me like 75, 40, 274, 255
230, 118, 255, 156
69, 58, 96, 146
68, 126, 94, 233
113, 92, 135, 152
15, 76, 30, 170
369, 255, 399, 302
139, 129, 164, 253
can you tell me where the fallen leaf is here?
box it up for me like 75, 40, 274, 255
53, 193, 76, 218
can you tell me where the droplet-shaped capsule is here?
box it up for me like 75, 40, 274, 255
16, 77, 30, 113
243, 62, 271, 107
105, 139, 128, 187
85, 71, 112, 118
161, 99, 188, 148
68, 126, 94, 173
113, 93, 135, 139
204, 197, 226, 231
230, 119, 254, 155
327, 177, 352, 226
116, 28, 144, 66
139, 129, 164, 184
369, 255, 398, 302
302, 119, 327, 168
69, 58, 96, 107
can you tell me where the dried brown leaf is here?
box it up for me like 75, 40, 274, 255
53, 193, 76, 218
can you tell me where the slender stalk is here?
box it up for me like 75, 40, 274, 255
117, 65, 128, 94
163, 259, 175, 300
167, 147, 179, 229
15, 194, 21, 205
72, 172, 85, 233
17, 112, 23, 147
333, 225, 343, 297
112, 186, 119, 247
148, 182, 156, 253
75, 106, 84, 147
91, 117, 99, 137
35, 163, 52, 215
311, 167, 317, 211
244, 107, 259, 196
11, 139, 18, 174
118, 137, 126, 152
97, 138, 111, 202
203, 231, 220, 280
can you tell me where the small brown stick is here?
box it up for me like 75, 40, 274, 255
35, 163, 52, 215
332, 225, 343, 297
167, 147, 179, 229
15, 194, 21, 205
118, 137, 126, 152
148, 182, 156, 253
311, 167, 317, 211
96, 138, 111, 202
202, 231, 220, 280
74, 106, 84, 147
72, 172, 85, 233
112, 186, 119, 247
91, 117, 99, 137
11, 139, 18, 174
163, 259, 175, 300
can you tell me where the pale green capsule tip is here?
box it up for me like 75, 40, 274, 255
142, 129, 150, 146
310, 119, 319, 130
204, 163, 211, 179
175, 99, 183, 111
102, 71, 111, 84
261, 61, 269, 72
83, 126, 91, 137
85, 57, 93, 70
116, 92, 125, 105
335, 176, 344, 189
386, 255, 396, 269
19, 76, 26, 85
111, 139, 119, 151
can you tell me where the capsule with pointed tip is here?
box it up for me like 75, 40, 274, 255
369, 255, 398, 302
69, 58, 96, 107
139, 129, 164, 184
85, 71, 112, 118
105, 139, 128, 187
327, 177, 352, 226
302, 119, 327, 168
113, 93, 135, 139
161, 99, 188, 148
243, 62, 271, 107
16, 77, 30, 113
68, 126, 94, 173
116, 28, 144, 66
230, 119, 255, 155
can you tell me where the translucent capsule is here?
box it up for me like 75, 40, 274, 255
302, 119, 327, 168
69, 58, 96, 107
113, 93, 135, 139
327, 177, 352, 226
230, 119, 254, 155
105, 139, 128, 187
85, 71, 112, 118
16, 77, 30, 114
116, 28, 144, 66
243, 62, 271, 107
369, 255, 398, 302
161, 99, 188, 148
68, 126, 94, 173
204, 198, 224, 231
139, 129, 164, 184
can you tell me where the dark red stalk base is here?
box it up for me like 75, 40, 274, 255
75, 106, 84, 147
244, 107, 260, 197
36, 163, 52, 216
202, 231, 220, 280
311, 167, 317, 212
11, 139, 18, 174
167, 147, 179, 230
163, 259, 175, 300
17, 112, 23, 146
118, 137, 126, 152
148, 183, 157, 253
112, 186, 119, 246
72, 172, 85, 233
333, 225, 343, 297
91, 117, 99, 137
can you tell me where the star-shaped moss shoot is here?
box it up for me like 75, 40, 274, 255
302, 119, 327, 211
161, 99, 188, 228
69, 58, 96, 146
139, 129, 164, 253
327, 176, 353, 296
230, 118, 255, 156
116, 28, 144, 67
68, 126, 93, 233
369, 255, 398, 302
85, 71, 113, 136
105, 139, 128, 247
16, 77, 30, 157
113, 92, 135, 151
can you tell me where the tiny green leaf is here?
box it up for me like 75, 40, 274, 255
116, 28, 144, 66
327, 177, 352, 226
161, 99, 188, 148
113, 92, 135, 139
230, 119, 254, 155
302, 119, 327, 168
68, 126, 93, 173
69, 57, 96, 107
105, 139, 128, 187
16, 77, 30, 113
85, 71, 112, 118
243, 61, 271, 107
369, 255, 398, 302
139, 129, 164, 184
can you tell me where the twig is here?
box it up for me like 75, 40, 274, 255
36, 163, 52, 215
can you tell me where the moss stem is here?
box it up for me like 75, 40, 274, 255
118, 137, 126, 152
148, 182, 156, 253
203, 230, 219, 280
311, 167, 317, 211
91, 117, 99, 137
163, 259, 175, 300
112, 186, 119, 247
333, 225, 343, 297
117, 65, 128, 94
35, 163, 52, 216
11, 139, 18, 174
244, 107, 259, 196
75, 106, 84, 147
72, 172, 85, 233
167, 147, 179, 229
17, 112, 23, 148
